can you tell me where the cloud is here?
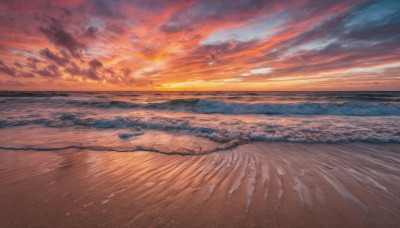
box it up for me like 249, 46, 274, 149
19, 72, 35, 78
250, 67, 272, 74
89, 59, 103, 69
65, 62, 100, 80
26, 58, 40, 70
39, 20, 86, 58
85, 26, 98, 39
0, 60, 16, 76
34, 64, 61, 78
86, 70, 100, 80
121, 67, 131, 77
40, 48, 70, 66
14, 61, 23, 68
273, 38, 400, 77
0, 0, 399, 90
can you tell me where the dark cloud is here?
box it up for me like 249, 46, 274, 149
89, 59, 103, 69
34, 64, 61, 78
65, 62, 84, 75
14, 61, 23, 68
26, 57, 40, 70
19, 72, 35, 78
85, 26, 98, 38
66, 61, 100, 80
274, 39, 400, 76
40, 48, 70, 66
0, 64, 35, 78
160, 0, 276, 34
0, 60, 16, 76
287, 12, 350, 48
86, 70, 100, 80
39, 20, 85, 58
196, 40, 260, 61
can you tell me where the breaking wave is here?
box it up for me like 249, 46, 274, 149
1, 114, 399, 144
151, 99, 400, 116
65, 99, 400, 116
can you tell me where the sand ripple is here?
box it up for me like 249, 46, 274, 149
0, 142, 399, 227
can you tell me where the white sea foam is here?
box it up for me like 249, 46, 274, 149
1, 113, 400, 145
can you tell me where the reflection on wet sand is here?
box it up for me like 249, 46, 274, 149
0, 142, 399, 227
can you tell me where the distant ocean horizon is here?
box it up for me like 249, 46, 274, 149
1, 90, 399, 92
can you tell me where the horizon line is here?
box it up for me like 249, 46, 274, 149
1, 90, 399, 92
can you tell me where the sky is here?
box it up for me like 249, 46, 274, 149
0, 0, 399, 91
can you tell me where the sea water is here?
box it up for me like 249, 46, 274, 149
0, 91, 399, 154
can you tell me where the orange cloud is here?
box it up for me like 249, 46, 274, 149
0, 0, 399, 91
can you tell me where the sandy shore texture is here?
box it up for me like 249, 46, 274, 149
0, 142, 399, 227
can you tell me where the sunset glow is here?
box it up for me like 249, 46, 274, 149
0, 0, 399, 91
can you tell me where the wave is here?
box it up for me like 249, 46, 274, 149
1, 115, 399, 144
0, 92, 69, 97
66, 100, 139, 109
157, 99, 400, 116
66, 98, 400, 116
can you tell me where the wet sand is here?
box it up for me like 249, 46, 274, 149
0, 142, 399, 227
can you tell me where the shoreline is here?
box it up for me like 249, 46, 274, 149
0, 137, 399, 156
0, 142, 399, 227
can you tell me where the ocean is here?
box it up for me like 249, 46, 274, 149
0, 91, 399, 153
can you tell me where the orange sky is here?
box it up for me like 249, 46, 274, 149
0, 0, 399, 91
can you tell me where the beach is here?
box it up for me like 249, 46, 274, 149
1, 142, 399, 227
